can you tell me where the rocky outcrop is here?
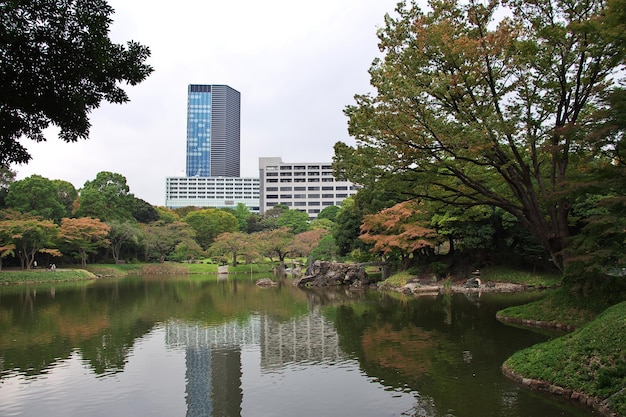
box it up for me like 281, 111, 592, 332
294, 261, 371, 288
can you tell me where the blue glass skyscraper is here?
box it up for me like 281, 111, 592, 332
186, 84, 240, 177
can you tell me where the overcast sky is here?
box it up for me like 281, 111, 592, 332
13, 0, 404, 206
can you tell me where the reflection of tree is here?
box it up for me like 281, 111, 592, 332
362, 323, 434, 377
0, 276, 310, 379
331, 293, 555, 416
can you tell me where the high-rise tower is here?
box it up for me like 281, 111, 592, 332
186, 84, 240, 177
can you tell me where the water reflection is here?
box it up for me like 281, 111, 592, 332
0, 276, 594, 417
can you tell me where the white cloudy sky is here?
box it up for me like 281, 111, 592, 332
13, 0, 405, 206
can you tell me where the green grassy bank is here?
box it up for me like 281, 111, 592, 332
0, 268, 96, 284
503, 301, 626, 416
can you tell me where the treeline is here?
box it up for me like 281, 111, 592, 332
0, 170, 341, 269
1, 167, 561, 278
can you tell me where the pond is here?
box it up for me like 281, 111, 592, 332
0, 275, 594, 417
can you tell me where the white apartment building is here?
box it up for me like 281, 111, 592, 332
259, 157, 359, 218
165, 176, 260, 211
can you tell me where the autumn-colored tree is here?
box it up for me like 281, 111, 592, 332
289, 229, 328, 258
59, 217, 110, 266
289, 228, 329, 273
253, 227, 294, 268
0, 243, 15, 270
335, 0, 625, 273
360, 201, 439, 269
0, 215, 60, 269
209, 232, 253, 267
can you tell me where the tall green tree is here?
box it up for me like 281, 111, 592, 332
132, 197, 159, 224
334, 0, 625, 272
106, 220, 141, 264
276, 209, 310, 234
230, 203, 252, 232
0, 0, 153, 167
75, 171, 135, 221
6, 175, 68, 221
183, 208, 238, 249
52, 180, 78, 217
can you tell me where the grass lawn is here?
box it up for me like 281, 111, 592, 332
0, 268, 96, 284
504, 301, 626, 416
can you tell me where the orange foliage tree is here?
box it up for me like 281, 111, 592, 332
359, 201, 439, 268
59, 217, 110, 266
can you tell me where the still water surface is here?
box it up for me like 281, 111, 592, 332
0, 275, 594, 417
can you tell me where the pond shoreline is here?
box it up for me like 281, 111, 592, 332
501, 364, 619, 417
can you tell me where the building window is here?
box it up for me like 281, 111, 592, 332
322, 194, 334, 198
267, 194, 278, 199
294, 186, 306, 191
294, 201, 306, 206
280, 187, 292, 191
308, 194, 320, 198
308, 178, 319, 182
267, 187, 278, 191
308, 186, 320, 191
294, 194, 306, 198
336, 193, 348, 198
309, 201, 320, 206
322, 201, 334, 206
280, 194, 292, 199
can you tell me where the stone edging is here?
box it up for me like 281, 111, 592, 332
501, 364, 619, 417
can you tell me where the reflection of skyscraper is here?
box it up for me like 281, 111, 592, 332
166, 319, 256, 417
185, 347, 213, 417
210, 348, 243, 417
186, 84, 241, 177
184, 347, 243, 417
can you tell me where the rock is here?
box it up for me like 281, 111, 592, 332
464, 277, 482, 288
256, 278, 277, 287
295, 261, 370, 287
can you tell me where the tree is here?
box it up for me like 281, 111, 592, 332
317, 205, 341, 222
132, 197, 159, 224
59, 217, 110, 266
0, 215, 60, 269
107, 220, 141, 264
183, 208, 238, 249
289, 228, 329, 273
254, 227, 294, 268
209, 232, 253, 267
142, 221, 196, 263
0, 0, 153, 167
155, 206, 178, 224
276, 209, 310, 234
230, 203, 252, 232
6, 175, 68, 221
52, 180, 78, 217
75, 171, 135, 221
0, 167, 16, 209
334, 0, 625, 272
360, 201, 439, 269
